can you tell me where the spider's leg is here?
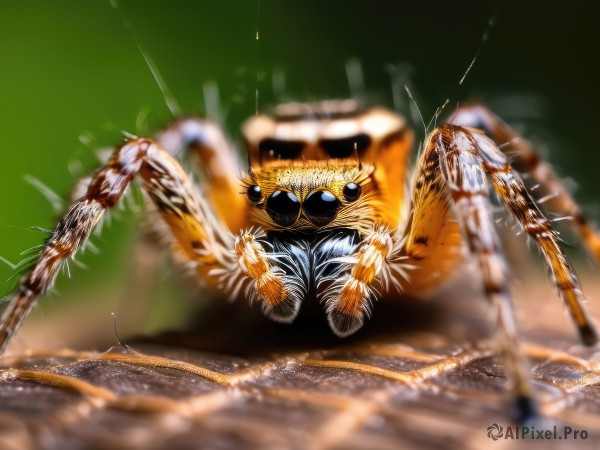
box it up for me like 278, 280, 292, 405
450, 106, 600, 262
156, 118, 247, 231
401, 137, 466, 295
0, 138, 284, 354
461, 126, 598, 346
431, 125, 539, 423
0, 139, 143, 353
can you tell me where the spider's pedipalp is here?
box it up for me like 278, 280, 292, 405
319, 225, 396, 337
232, 230, 307, 323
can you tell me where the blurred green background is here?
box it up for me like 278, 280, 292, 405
0, 1, 598, 343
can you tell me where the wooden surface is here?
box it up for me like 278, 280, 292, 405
1, 271, 599, 450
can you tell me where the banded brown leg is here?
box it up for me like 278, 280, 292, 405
156, 118, 248, 232
0, 138, 284, 354
428, 123, 597, 421
450, 105, 600, 262
432, 125, 538, 422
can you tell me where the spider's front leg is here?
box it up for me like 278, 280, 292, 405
426, 124, 598, 422
0, 137, 294, 354
461, 126, 599, 345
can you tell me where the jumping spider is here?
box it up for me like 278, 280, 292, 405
1, 99, 599, 424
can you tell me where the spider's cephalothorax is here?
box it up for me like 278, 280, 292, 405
1, 99, 600, 424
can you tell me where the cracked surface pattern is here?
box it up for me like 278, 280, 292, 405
1, 275, 599, 450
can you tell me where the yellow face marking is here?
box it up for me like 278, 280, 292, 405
254, 162, 361, 202
243, 162, 384, 232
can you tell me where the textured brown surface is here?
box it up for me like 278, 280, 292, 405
1, 272, 599, 450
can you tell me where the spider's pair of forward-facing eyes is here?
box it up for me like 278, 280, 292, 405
246, 182, 361, 227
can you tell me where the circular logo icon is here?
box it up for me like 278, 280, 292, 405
487, 423, 504, 441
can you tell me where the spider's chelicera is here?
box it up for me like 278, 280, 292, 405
1, 99, 599, 424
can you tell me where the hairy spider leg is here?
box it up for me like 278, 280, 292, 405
407, 124, 598, 422
156, 118, 248, 232
0, 138, 291, 354
119, 119, 248, 330
450, 105, 600, 262
465, 127, 599, 345
406, 122, 598, 345
401, 134, 465, 295
430, 125, 538, 423
142, 118, 304, 324
423, 123, 597, 421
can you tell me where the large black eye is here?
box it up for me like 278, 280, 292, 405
266, 190, 301, 226
303, 189, 340, 227
247, 185, 262, 204
343, 182, 361, 202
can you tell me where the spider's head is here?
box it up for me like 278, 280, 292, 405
242, 161, 376, 230
240, 100, 409, 232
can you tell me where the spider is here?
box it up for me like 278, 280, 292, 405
0, 97, 599, 424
